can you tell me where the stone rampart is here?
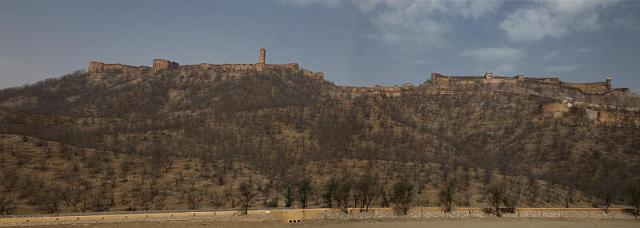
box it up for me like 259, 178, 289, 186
340, 84, 415, 97
561, 82, 609, 94
301, 69, 324, 80
431, 72, 620, 94
88, 49, 323, 79
525, 77, 561, 84
152, 59, 179, 72
571, 102, 640, 126
87, 62, 149, 74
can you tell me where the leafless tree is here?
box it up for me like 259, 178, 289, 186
392, 180, 414, 216
238, 180, 254, 215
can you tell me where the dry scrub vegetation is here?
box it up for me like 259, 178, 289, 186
0, 70, 639, 216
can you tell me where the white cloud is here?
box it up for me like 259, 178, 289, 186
544, 64, 581, 73
460, 47, 524, 75
500, 0, 619, 42
357, 0, 502, 49
461, 47, 523, 61
282, 0, 502, 49
543, 47, 593, 61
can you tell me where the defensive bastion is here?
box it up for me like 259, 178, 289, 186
88, 48, 325, 80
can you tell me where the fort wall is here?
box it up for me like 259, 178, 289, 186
152, 59, 179, 72
561, 82, 609, 93
86, 49, 623, 97
339, 83, 414, 97
566, 102, 640, 126
87, 61, 149, 74
301, 68, 324, 80
432, 72, 619, 94
88, 48, 324, 79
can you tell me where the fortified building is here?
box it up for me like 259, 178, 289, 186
431, 72, 625, 94
88, 48, 325, 80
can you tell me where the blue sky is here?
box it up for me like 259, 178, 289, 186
0, 0, 639, 90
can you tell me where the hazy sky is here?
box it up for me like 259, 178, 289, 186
1, 0, 639, 90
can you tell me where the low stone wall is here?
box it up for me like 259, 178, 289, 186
271, 207, 637, 222
0, 208, 636, 226
291, 207, 632, 222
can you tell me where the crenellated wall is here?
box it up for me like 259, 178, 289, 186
431, 72, 618, 94
88, 48, 323, 79
87, 61, 149, 74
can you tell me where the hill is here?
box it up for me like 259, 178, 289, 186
0, 56, 639, 215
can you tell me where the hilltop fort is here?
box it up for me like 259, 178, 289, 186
88, 48, 324, 80
430, 72, 627, 95
87, 48, 629, 96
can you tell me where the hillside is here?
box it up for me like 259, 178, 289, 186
0, 65, 639, 215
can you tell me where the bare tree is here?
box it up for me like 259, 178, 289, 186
335, 176, 352, 214
0, 194, 16, 215
40, 183, 63, 214
379, 185, 390, 208
355, 173, 377, 212
182, 180, 205, 209
392, 180, 414, 216
438, 179, 457, 212
284, 184, 294, 207
485, 181, 513, 217
238, 180, 254, 215
297, 178, 312, 209
207, 190, 224, 215
625, 183, 640, 216
322, 177, 338, 208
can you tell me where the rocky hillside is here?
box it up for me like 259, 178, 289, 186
0, 68, 639, 214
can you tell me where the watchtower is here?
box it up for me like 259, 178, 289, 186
259, 48, 266, 64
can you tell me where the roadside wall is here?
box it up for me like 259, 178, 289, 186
1, 208, 636, 226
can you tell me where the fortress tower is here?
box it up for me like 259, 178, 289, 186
256, 48, 267, 72
259, 48, 266, 64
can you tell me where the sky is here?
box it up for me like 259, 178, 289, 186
0, 0, 639, 90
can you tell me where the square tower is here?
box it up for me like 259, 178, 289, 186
259, 48, 266, 64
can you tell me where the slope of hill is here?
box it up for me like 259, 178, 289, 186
0, 67, 639, 214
